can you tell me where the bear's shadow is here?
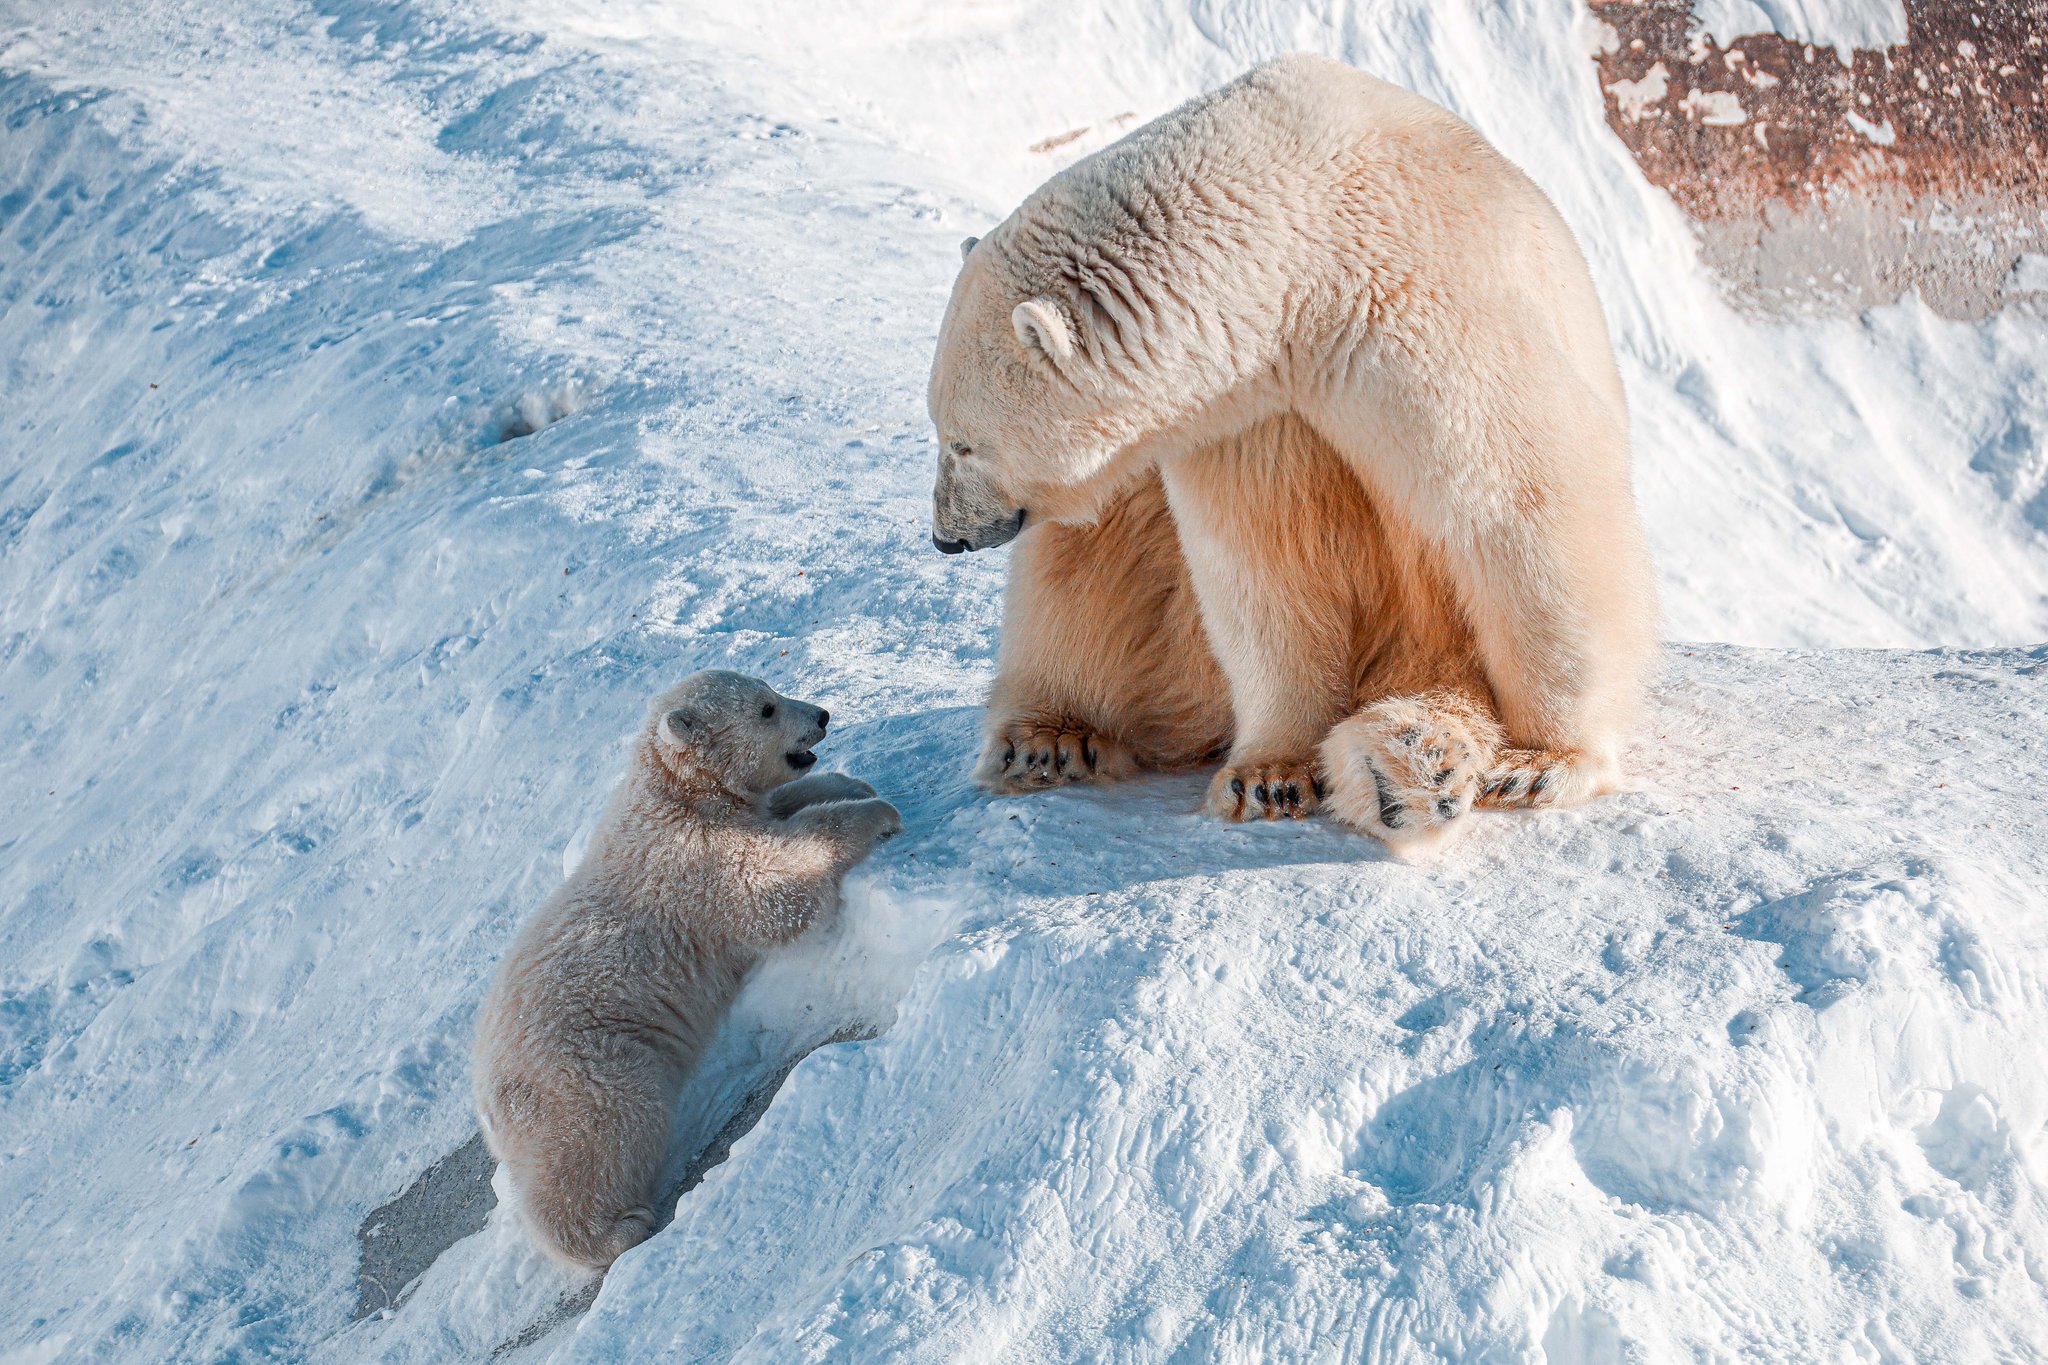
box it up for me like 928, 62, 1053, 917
832, 704, 1409, 904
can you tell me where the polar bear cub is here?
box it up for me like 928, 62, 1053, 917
472, 670, 900, 1270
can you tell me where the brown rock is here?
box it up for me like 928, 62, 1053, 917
1588, 0, 2048, 317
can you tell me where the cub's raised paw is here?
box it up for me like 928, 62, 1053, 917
1204, 758, 1322, 821
766, 771, 877, 818
1320, 694, 1502, 852
976, 719, 1137, 793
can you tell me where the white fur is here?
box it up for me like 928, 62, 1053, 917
471, 670, 899, 1269
929, 55, 1657, 851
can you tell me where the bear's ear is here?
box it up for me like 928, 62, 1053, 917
958, 235, 980, 264
659, 707, 703, 747
1012, 297, 1075, 365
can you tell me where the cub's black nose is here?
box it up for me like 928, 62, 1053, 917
816, 708, 830, 730
932, 534, 970, 555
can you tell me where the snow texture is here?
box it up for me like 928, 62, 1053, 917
1, 0, 2044, 1361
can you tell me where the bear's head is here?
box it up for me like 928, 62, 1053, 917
643, 670, 830, 798
927, 229, 1195, 554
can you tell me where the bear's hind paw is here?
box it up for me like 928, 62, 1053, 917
1319, 694, 1499, 852
977, 719, 1137, 793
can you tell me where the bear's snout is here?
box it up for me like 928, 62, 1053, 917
931, 509, 1025, 555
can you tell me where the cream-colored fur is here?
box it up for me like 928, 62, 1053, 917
472, 671, 899, 1269
928, 55, 1657, 852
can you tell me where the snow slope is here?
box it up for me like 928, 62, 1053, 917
1, 0, 2044, 1361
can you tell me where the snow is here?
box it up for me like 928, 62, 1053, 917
1688, 0, 1908, 53
1, 0, 2044, 1361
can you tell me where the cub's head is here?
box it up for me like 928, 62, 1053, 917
927, 230, 1159, 554
644, 670, 829, 797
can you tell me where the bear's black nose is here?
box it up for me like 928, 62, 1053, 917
816, 708, 830, 730
933, 534, 970, 555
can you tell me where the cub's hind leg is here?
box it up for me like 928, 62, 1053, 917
491, 1062, 671, 1272
979, 468, 1230, 791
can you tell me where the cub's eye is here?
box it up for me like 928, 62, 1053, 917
948, 440, 972, 458
761, 703, 776, 719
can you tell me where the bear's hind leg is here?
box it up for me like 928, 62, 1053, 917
1477, 746, 1618, 810
1319, 691, 1503, 854
979, 469, 1230, 792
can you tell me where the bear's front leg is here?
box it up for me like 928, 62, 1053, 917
766, 771, 877, 818
1204, 757, 1324, 821
1161, 430, 1355, 823
784, 796, 903, 870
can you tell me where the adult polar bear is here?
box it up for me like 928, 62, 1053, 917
929, 55, 1656, 851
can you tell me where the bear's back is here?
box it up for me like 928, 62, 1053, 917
1023, 53, 1523, 248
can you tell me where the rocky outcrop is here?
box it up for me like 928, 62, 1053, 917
1589, 0, 2048, 317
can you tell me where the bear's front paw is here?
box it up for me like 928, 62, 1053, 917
1319, 695, 1500, 852
976, 719, 1137, 793
1204, 757, 1322, 821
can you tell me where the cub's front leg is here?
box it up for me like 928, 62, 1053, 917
741, 798, 903, 947
767, 772, 877, 818
783, 796, 903, 870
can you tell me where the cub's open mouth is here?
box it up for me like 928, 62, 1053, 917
786, 749, 818, 770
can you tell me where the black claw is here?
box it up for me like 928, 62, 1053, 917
1283, 783, 1299, 806
1002, 745, 1016, 767
1371, 769, 1405, 829
1434, 767, 1455, 787
1311, 776, 1327, 800
1435, 797, 1460, 819
1230, 777, 1246, 796
1081, 737, 1097, 770
1530, 770, 1552, 797
1253, 783, 1268, 804
1396, 725, 1423, 745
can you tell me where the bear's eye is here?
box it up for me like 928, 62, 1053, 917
761, 703, 776, 719
948, 440, 972, 458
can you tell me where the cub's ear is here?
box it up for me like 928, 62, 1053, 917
658, 707, 703, 746
958, 235, 980, 264
1012, 297, 1075, 365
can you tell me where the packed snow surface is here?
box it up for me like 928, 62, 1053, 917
2, 1, 2044, 1361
